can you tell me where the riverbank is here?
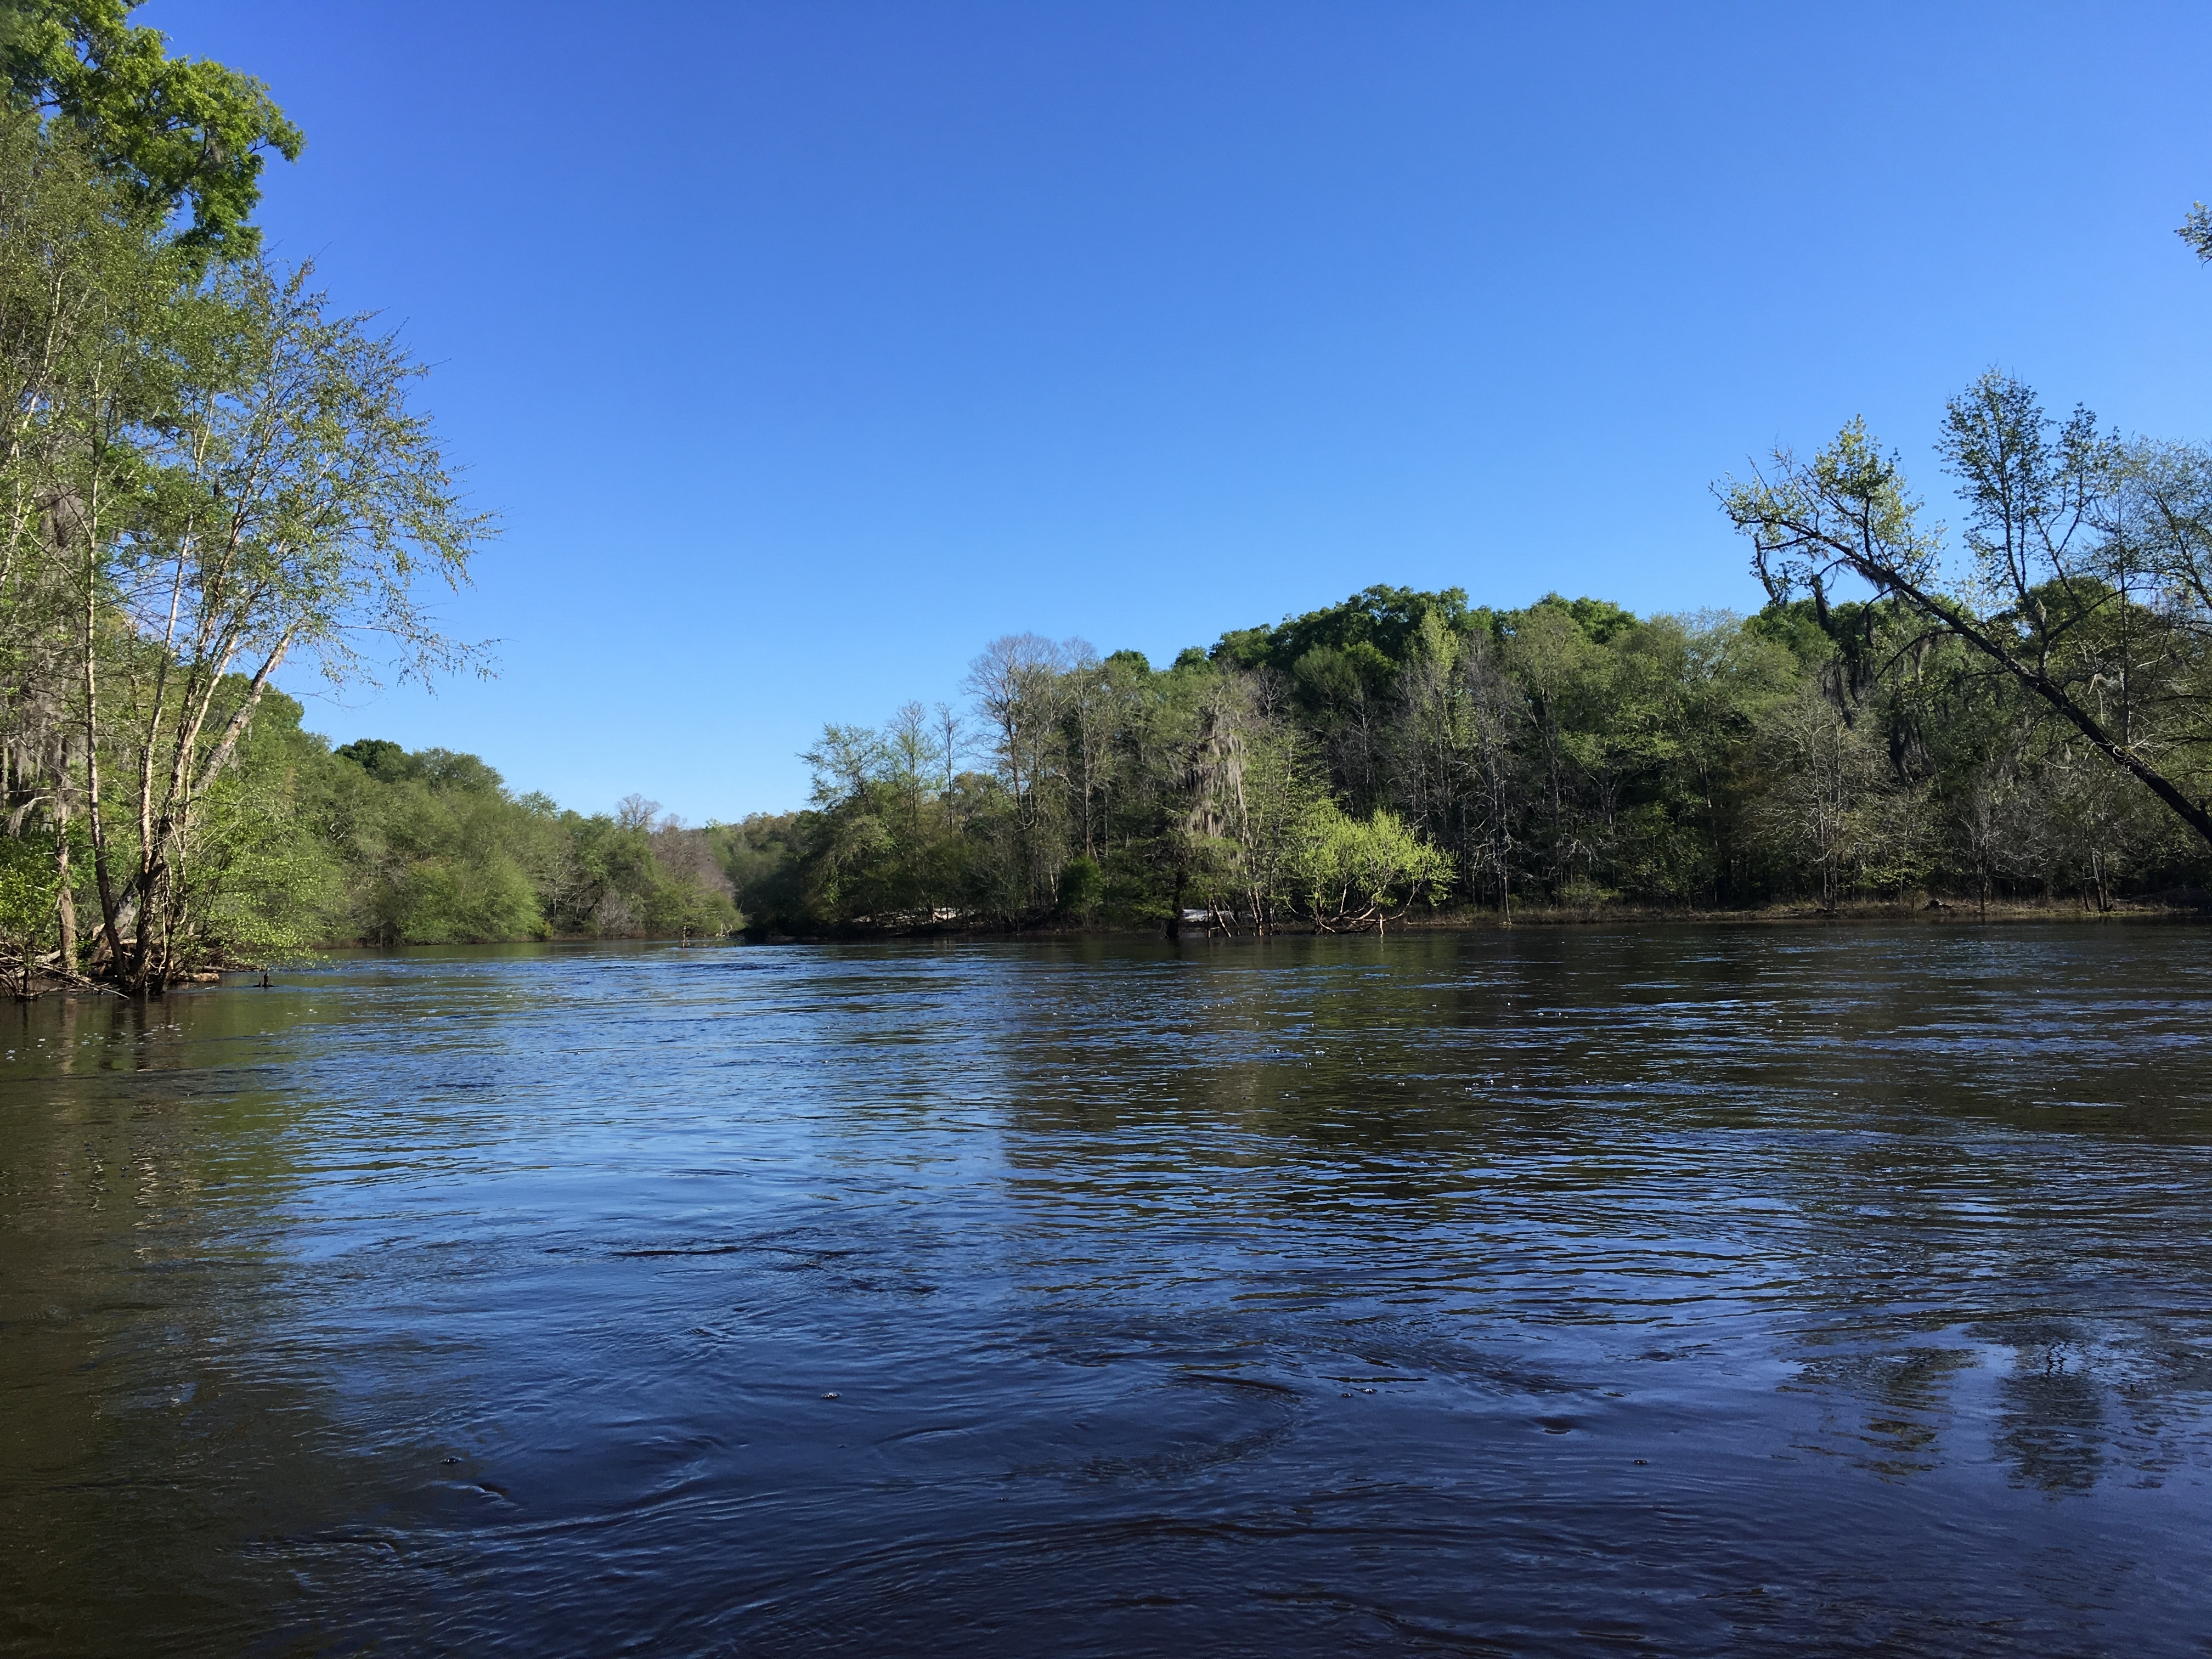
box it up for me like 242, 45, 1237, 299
12, 894, 2204, 996
748, 890, 2212, 943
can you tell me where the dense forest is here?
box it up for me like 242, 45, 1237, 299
721, 255, 2212, 938
3, 7, 2210, 991
210, 699, 735, 952
730, 545, 2212, 937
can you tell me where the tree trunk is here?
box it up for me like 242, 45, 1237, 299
53, 782, 75, 975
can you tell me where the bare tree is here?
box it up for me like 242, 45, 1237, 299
932, 701, 968, 792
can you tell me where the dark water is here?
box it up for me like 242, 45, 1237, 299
4, 928, 2211, 1657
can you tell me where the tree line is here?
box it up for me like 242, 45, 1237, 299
4, 5, 2209, 986
736, 364, 2212, 935
738, 217, 2212, 935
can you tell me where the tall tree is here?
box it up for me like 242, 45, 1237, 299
84, 260, 489, 986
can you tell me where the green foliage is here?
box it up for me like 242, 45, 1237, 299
2, 678, 743, 954
1, 0, 301, 257
2182, 201, 2212, 266
1285, 802, 1451, 929
180, 785, 332, 966
0, 21, 489, 988
712, 813, 810, 932
334, 737, 413, 781
1216, 583, 1470, 676
1057, 854, 1104, 917
757, 530, 2212, 930
0, 832, 60, 994
319, 756, 737, 945
334, 764, 551, 945
1723, 374, 2212, 859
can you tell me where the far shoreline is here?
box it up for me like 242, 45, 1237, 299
10, 900, 2203, 1000
739, 896, 2211, 945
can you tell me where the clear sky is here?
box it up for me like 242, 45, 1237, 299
140, 1, 2212, 822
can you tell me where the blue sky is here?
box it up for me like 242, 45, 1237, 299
143, 1, 2212, 821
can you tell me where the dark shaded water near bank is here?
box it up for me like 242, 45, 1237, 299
3, 928, 2210, 1656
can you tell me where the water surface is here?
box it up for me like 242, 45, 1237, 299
4, 927, 2210, 1655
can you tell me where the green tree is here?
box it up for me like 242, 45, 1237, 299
1, 0, 301, 257
1721, 382, 2212, 851
65, 258, 492, 986
1286, 801, 1450, 933
0, 830, 60, 994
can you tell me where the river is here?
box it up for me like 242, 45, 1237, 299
3, 926, 2209, 1655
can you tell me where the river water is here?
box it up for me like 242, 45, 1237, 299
2, 927, 2209, 1656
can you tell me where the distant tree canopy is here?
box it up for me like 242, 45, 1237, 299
334, 738, 411, 782
215, 702, 739, 951
723, 220, 2212, 936
727, 513, 2212, 939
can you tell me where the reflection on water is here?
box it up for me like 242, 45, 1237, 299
3, 928, 2210, 1655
